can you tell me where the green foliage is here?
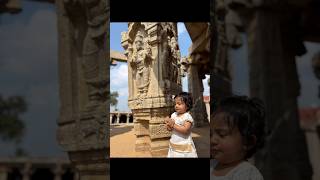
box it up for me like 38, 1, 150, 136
15, 146, 28, 157
110, 91, 119, 110
0, 95, 27, 143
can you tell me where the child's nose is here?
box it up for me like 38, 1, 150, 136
211, 134, 219, 145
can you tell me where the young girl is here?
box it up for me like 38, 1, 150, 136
165, 92, 198, 157
210, 95, 265, 179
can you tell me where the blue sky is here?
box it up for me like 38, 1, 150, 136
110, 22, 210, 112
229, 34, 320, 108
0, 1, 65, 157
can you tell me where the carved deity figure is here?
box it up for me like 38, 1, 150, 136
169, 36, 180, 83
129, 30, 152, 98
81, 0, 108, 111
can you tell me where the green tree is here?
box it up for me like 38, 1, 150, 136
110, 91, 119, 111
0, 95, 26, 143
0, 95, 28, 156
15, 146, 28, 157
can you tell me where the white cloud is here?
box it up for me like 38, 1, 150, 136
110, 63, 130, 111
110, 63, 128, 90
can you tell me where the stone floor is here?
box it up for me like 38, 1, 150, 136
110, 123, 210, 157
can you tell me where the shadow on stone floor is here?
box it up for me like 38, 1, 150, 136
110, 124, 134, 137
192, 125, 210, 158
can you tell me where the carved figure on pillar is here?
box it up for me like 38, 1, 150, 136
129, 29, 153, 99
81, 0, 108, 112
169, 36, 181, 84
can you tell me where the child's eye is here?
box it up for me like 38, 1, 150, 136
212, 130, 228, 138
219, 133, 227, 138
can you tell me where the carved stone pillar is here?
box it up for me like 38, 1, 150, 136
56, 0, 109, 179
122, 22, 182, 156
109, 114, 112, 124
223, 1, 313, 179
211, 18, 232, 112
248, 10, 312, 180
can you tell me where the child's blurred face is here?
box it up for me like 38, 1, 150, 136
211, 112, 246, 164
175, 97, 187, 115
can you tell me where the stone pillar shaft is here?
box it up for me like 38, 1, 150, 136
116, 113, 120, 124
22, 163, 31, 180
247, 10, 312, 180
126, 114, 130, 124
56, 0, 109, 178
188, 57, 208, 127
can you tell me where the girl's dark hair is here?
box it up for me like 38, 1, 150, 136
213, 95, 266, 159
174, 92, 193, 111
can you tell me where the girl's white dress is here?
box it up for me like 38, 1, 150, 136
167, 112, 198, 158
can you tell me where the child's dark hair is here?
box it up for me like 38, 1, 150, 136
213, 95, 266, 159
174, 92, 193, 111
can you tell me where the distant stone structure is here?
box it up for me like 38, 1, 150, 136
110, 111, 133, 124
0, 157, 75, 180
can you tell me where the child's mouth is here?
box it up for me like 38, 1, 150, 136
212, 149, 221, 156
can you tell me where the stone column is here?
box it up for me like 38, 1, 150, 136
184, 23, 211, 126
0, 166, 9, 180
116, 113, 120, 124
22, 163, 31, 180
109, 114, 113, 125
56, 0, 109, 179
211, 18, 232, 112
188, 54, 209, 127
126, 113, 130, 124
73, 169, 79, 180
122, 22, 182, 156
53, 164, 63, 180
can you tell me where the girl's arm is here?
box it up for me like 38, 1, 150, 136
172, 121, 192, 135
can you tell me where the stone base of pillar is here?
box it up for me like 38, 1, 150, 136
135, 135, 151, 151
133, 107, 172, 156
150, 138, 170, 157
78, 175, 106, 180
68, 149, 108, 180
0, 167, 8, 180
134, 117, 150, 152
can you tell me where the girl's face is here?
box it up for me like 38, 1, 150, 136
211, 112, 246, 164
174, 97, 187, 115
